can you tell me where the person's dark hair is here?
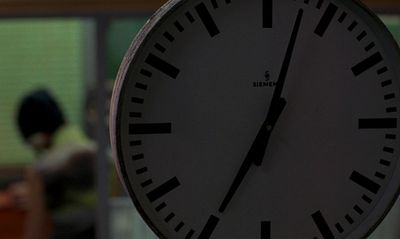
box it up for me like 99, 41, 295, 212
17, 89, 65, 140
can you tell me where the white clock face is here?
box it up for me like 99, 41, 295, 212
110, 0, 400, 238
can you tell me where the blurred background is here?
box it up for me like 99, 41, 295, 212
0, 0, 399, 238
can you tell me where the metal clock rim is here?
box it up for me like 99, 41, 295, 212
339, 1, 400, 238
111, 0, 188, 238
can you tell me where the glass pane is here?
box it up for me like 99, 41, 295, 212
107, 18, 148, 80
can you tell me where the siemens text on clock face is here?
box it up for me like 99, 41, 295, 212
111, 0, 400, 238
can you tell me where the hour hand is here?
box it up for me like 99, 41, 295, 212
253, 97, 287, 167
218, 98, 286, 212
266, 97, 287, 129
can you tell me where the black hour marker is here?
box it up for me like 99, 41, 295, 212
348, 21, 358, 31
312, 211, 334, 239
263, 0, 273, 28
145, 54, 180, 79
338, 12, 347, 23
352, 52, 383, 76
155, 43, 166, 53
211, 0, 218, 8
358, 118, 397, 129
357, 31, 367, 41
164, 32, 175, 42
130, 123, 172, 135
195, 3, 220, 37
350, 171, 381, 194
174, 21, 185, 32
131, 97, 144, 104
316, 0, 323, 9
140, 69, 152, 77
147, 177, 180, 202
365, 42, 375, 52
261, 221, 271, 239
304, 0, 310, 4
314, 3, 338, 37
198, 215, 219, 239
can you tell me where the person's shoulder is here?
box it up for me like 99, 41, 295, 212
53, 125, 94, 149
36, 126, 96, 172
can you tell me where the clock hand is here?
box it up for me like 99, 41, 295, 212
218, 144, 253, 213
218, 98, 286, 213
218, 9, 303, 213
254, 8, 303, 166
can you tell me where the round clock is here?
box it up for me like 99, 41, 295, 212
110, 0, 400, 238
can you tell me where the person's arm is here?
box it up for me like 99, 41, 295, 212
23, 167, 52, 239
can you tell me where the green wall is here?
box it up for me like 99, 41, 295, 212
0, 19, 85, 164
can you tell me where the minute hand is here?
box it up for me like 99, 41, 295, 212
218, 9, 304, 213
253, 8, 304, 166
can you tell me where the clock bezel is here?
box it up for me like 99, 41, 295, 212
109, 0, 400, 238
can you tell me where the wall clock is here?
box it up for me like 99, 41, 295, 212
110, 0, 400, 238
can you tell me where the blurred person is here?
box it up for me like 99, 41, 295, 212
11, 89, 96, 239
